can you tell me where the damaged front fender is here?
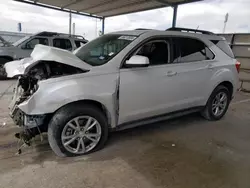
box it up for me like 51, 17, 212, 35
17, 72, 119, 128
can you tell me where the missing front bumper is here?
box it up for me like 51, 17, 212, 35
11, 107, 47, 129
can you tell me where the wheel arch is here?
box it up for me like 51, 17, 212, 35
54, 99, 112, 128
217, 81, 234, 100
0, 56, 14, 61
205, 80, 234, 106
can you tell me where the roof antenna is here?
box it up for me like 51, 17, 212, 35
195, 25, 199, 33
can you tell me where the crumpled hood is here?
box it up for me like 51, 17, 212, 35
4, 44, 91, 77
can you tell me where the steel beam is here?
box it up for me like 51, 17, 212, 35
13, 0, 103, 19
69, 11, 72, 35
172, 5, 178, 28
102, 18, 105, 35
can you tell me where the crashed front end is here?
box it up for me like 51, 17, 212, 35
9, 76, 48, 130
8, 73, 51, 151
5, 45, 90, 148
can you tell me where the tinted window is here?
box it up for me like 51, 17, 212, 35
211, 40, 234, 58
136, 40, 169, 65
75, 40, 86, 48
74, 34, 136, 66
173, 38, 214, 63
53, 38, 72, 51
25, 37, 48, 49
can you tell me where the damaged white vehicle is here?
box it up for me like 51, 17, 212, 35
5, 28, 239, 157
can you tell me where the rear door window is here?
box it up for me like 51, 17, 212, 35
75, 40, 86, 48
53, 38, 72, 51
172, 37, 214, 63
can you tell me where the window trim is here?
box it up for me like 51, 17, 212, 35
133, 39, 170, 65
75, 40, 87, 48
53, 38, 73, 50
120, 35, 216, 69
170, 36, 216, 64
121, 36, 172, 69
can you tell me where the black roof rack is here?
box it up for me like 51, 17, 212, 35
35, 31, 87, 41
135, 28, 152, 30
166, 27, 214, 35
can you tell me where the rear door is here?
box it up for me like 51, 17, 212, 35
169, 37, 216, 108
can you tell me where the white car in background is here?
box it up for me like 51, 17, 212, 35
5, 28, 239, 157
0, 31, 88, 78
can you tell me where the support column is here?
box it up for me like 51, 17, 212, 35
102, 17, 105, 35
69, 11, 72, 35
172, 5, 178, 28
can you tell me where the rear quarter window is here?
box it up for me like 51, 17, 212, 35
75, 40, 87, 48
172, 37, 215, 63
211, 40, 235, 58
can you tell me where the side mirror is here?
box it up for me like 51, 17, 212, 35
125, 55, 149, 68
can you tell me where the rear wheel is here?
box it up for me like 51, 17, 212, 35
48, 103, 109, 157
201, 85, 230, 121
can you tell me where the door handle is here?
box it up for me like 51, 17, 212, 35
166, 71, 177, 77
206, 64, 214, 69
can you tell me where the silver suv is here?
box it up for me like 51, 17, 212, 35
0, 31, 88, 78
5, 28, 240, 157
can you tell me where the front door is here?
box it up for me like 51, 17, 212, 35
119, 39, 173, 124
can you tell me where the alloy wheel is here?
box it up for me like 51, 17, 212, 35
212, 92, 228, 117
61, 116, 102, 154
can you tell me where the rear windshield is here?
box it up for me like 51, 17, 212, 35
211, 40, 235, 58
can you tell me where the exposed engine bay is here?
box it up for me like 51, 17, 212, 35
17, 61, 85, 98
9, 61, 85, 153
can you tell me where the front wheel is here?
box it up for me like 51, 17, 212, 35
201, 85, 230, 121
0, 57, 10, 79
48, 104, 109, 157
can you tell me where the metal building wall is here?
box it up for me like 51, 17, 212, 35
219, 33, 250, 91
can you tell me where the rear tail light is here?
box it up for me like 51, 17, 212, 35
235, 61, 241, 73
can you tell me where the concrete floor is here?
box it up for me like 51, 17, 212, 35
0, 80, 250, 188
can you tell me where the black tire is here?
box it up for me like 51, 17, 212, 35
201, 85, 230, 121
0, 57, 9, 80
47, 103, 109, 157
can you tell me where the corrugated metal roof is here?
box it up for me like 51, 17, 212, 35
14, 0, 202, 18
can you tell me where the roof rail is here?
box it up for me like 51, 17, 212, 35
35, 31, 87, 40
135, 28, 152, 30
166, 27, 214, 35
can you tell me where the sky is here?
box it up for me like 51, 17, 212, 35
0, 0, 249, 40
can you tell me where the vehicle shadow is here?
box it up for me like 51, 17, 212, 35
11, 113, 240, 187
30, 112, 204, 164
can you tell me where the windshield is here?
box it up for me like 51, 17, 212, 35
0, 36, 12, 47
13, 36, 30, 47
74, 34, 137, 66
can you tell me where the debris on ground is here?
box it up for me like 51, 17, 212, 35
1, 122, 6, 127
